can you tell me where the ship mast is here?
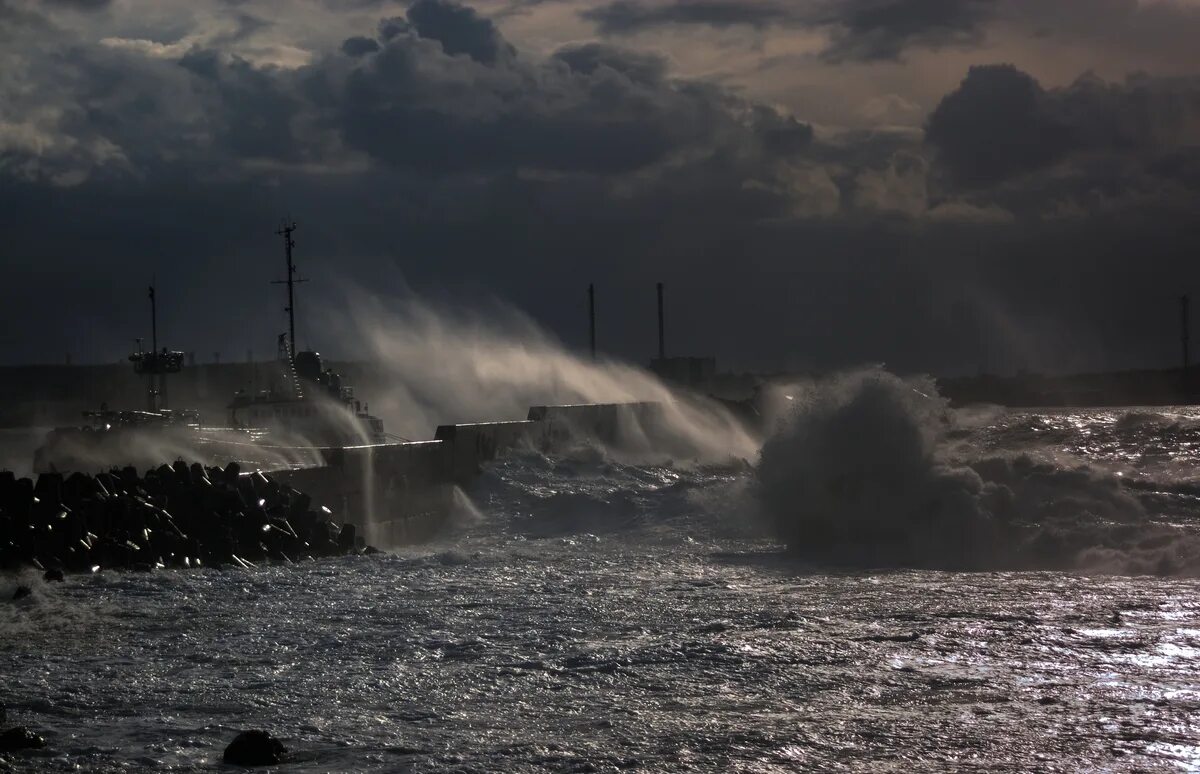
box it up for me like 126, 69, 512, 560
149, 283, 158, 355
129, 282, 183, 411
272, 220, 306, 361
147, 284, 158, 410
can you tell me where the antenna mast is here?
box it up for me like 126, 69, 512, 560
130, 282, 183, 411
1182, 295, 1190, 373
272, 220, 307, 360
588, 283, 596, 360
148, 284, 158, 410
149, 283, 158, 354
656, 282, 666, 361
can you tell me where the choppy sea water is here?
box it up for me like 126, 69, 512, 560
4, 405, 1200, 772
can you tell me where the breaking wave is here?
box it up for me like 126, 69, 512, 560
756, 369, 1200, 575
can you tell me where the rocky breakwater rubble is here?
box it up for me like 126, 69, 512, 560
0, 461, 371, 577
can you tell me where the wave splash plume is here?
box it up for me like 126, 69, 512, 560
756, 369, 1200, 575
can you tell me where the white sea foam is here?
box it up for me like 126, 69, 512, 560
756, 368, 1200, 574
326, 288, 759, 463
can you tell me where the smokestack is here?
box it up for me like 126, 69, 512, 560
656, 282, 665, 361
1183, 294, 1191, 374
588, 283, 596, 361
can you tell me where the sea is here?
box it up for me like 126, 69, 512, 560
4, 375, 1200, 772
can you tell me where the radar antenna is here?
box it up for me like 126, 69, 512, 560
129, 282, 184, 411
272, 220, 307, 362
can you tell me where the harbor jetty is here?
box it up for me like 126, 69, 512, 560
1, 401, 666, 573
269, 401, 664, 546
0, 462, 361, 574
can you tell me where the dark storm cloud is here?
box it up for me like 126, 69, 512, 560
329, 12, 811, 175
340, 35, 380, 57
0, 0, 812, 182
0, 0, 825, 365
42, 0, 111, 8
926, 64, 1200, 191
3, 0, 1200, 375
551, 41, 666, 84
372, 16, 407, 41
178, 51, 304, 161
925, 64, 1072, 187
817, 0, 992, 62
581, 0, 994, 61
406, 0, 514, 64
581, 0, 789, 34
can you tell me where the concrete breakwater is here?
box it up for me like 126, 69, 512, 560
0, 462, 363, 575
274, 402, 664, 547
0, 402, 664, 572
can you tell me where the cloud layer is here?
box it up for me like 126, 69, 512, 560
0, 0, 1198, 375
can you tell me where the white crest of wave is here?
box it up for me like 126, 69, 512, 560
327, 289, 759, 462
756, 368, 1200, 575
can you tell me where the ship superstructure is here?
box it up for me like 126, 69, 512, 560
226, 221, 386, 446
227, 338, 385, 446
34, 220, 387, 473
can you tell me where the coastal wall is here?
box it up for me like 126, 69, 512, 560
276, 440, 453, 547
434, 421, 540, 484
270, 402, 662, 547
528, 402, 664, 447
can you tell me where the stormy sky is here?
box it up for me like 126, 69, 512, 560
1, 0, 1198, 374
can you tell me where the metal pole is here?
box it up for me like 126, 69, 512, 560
588, 283, 596, 360
149, 284, 157, 354
656, 282, 665, 361
1183, 296, 1191, 396
284, 225, 296, 354
148, 285, 157, 411
273, 222, 306, 361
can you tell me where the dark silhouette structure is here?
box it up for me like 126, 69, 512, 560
272, 221, 306, 360
1183, 294, 1191, 372
128, 284, 183, 411
648, 282, 716, 391
588, 283, 596, 360
657, 282, 666, 360
0, 464, 366, 572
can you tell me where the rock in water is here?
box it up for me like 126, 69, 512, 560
0, 727, 46, 751
223, 730, 286, 766
11, 586, 31, 601
43, 569, 64, 582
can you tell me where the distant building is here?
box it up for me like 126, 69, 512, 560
650, 356, 716, 391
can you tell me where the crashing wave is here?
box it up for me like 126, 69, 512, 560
756, 369, 1200, 575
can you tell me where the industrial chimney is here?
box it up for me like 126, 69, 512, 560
656, 282, 665, 361
588, 283, 596, 361
1183, 294, 1191, 387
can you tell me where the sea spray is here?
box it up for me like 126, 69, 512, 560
756, 369, 1200, 574
327, 288, 759, 462
757, 370, 998, 568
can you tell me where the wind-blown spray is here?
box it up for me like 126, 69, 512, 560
328, 289, 759, 462
757, 369, 1200, 574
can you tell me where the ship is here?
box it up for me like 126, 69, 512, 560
29, 221, 670, 548
224, 221, 386, 449
34, 221, 387, 473
227, 337, 386, 448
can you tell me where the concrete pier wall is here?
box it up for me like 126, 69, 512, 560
528, 402, 665, 447
274, 440, 453, 547
271, 401, 662, 546
434, 420, 540, 483
270, 400, 667, 547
